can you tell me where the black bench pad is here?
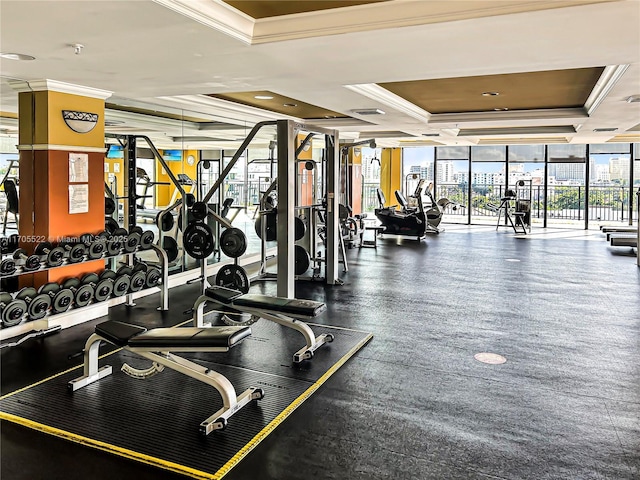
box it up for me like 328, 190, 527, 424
205, 286, 244, 304
96, 321, 250, 349
233, 294, 326, 317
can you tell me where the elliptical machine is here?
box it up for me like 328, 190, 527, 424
374, 179, 428, 239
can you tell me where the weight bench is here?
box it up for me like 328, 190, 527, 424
69, 320, 263, 435
193, 286, 333, 363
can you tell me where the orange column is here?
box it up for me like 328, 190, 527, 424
380, 148, 402, 207
12, 80, 112, 286
348, 148, 363, 215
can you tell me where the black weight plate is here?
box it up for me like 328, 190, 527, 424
47, 246, 66, 267
107, 237, 123, 256
34, 242, 53, 256
177, 211, 196, 232
68, 243, 87, 263
105, 217, 119, 234
79, 233, 95, 247
28, 293, 51, 320
133, 262, 148, 273
183, 222, 215, 260
105, 197, 116, 215
1, 258, 17, 276
156, 211, 175, 232
215, 264, 250, 294
112, 275, 130, 297
185, 193, 196, 207
117, 265, 133, 276
139, 230, 155, 250
1, 292, 13, 304
129, 271, 146, 292
129, 225, 143, 235
295, 245, 311, 275
254, 211, 277, 241
111, 227, 128, 239
52, 289, 74, 313
38, 282, 60, 295
99, 269, 117, 280
15, 287, 37, 301
75, 284, 94, 307
294, 216, 306, 241
2, 299, 27, 327
94, 278, 114, 302
124, 232, 141, 253
220, 227, 247, 259
191, 202, 208, 220
162, 237, 179, 263
24, 254, 42, 271
146, 267, 162, 288
82, 273, 100, 285
88, 239, 106, 259
63, 278, 81, 289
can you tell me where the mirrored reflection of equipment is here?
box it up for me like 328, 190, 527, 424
374, 179, 428, 240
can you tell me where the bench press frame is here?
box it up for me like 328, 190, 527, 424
68, 331, 263, 435
193, 294, 334, 363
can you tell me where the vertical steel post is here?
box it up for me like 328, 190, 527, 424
325, 131, 340, 285
276, 120, 296, 298
124, 136, 136, 232
584, 145, 590, 229
543, 145, 548, 228
628, 142, 634, 226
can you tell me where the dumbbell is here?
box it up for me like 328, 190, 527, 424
62, 278, 95, 308
129, 262, 162, 289
100, 269, 129, 297
13, 248, 42, 272
139, 230, 155, 250
117, 265, 146, 293
81, 273, 114, 302
14, 287, 52, 321
80, 232, 108, 260
124, 226, 142, 254
34, 242, 66, 268
1, 234, 19, 255
0, 292, 27, 327
1, 257, 17, 276
38, 282, 75, 314
106, 228, 129, 256
60, 239, 87, 264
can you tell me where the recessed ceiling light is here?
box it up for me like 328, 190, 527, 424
353, 108, 385, 115
482, 91, 500, 96
324, 115, 337, 119
283, 103, 297, 107
254, 95, 273, 100
494, 107, 509, 111
0, 52, 35, 61
593, 127, 618, 132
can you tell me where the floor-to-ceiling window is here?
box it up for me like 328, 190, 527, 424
546, 144, 587, 226
588, 143, 633, 224
470, 146, 506, 225
434, 146, 469, 224
508, 145, 546, 225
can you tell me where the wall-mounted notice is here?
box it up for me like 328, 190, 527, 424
69, 184, 89, 214
69, 153, 89, 182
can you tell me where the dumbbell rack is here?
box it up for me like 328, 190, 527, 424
0, 244, 168, 342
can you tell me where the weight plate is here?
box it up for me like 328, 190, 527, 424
46, 246, 66, 267
75, 284, 94, 307
107, 237, 123, 256
79, 233, 95, 247
88, 239, 106, 259
99, 269, 117, 280
162, 237, 179, 263
112, 275, 131, 297
82, 273, 100, 285
112, 227, 128, 238
2, 299, 27, 327
0, 258, 17, 276
294, 216, 307, 241
133, 262, 148, 273
68, 243, 87, 263
254, 211, 277, 241
191, 201, 208, 220
139, 230, 155, 250
214, 264, 250, 294
124, 232, 141, 253
27, 293, 51, 320
129, 270, 146, 292
177, 211, 196, 232
24, 254, 42, 271
52, 289, 74, 314
156, 211, 175, 232
220, 227, 247, 259
105, 197, 116, 215
38, 282, 60, 295
145, 267, 162, 288
1, 292, 13, 304
105, 217, 119, 234
185, 193, 196, 208
130, 225, 143, 235
15, 287, 37, 301
183, 222, 215, 260
295, 245, 311, 275
94, 278, 114, 302
63, 278, 81, 289
116, 265, 133, 276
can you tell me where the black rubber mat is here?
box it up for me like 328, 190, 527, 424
0, 324, 372, 479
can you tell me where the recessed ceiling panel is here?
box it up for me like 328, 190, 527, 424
379, 68, 605, 114
224, 1, 387, 19
207, 91, 348, 120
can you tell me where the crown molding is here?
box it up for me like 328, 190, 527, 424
345, 84, 431, 124
584, 64, 630, 116
8, 79, 112, 99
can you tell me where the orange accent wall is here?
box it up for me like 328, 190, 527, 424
380, 148, 402, 207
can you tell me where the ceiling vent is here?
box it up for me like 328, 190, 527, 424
593, 127, 618, 132
352, 108, 385, 115
422, 133, 440, 137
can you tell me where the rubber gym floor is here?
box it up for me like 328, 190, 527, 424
1, 225, 639, 480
